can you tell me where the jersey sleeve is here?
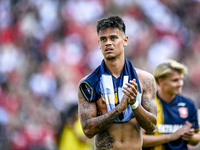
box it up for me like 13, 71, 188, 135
189, 100, 199, 131
79, 73, 101, 102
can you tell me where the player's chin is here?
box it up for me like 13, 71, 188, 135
105, 56, 116, 60
175, 89, 182, 94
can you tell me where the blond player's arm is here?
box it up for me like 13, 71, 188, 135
142, 121, 199, 147
142, 129, 174, 147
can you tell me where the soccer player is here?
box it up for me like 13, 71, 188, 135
78, 16, 157, 150
142, 59, 200, 150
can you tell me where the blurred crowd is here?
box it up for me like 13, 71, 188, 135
0, 0, 200, 149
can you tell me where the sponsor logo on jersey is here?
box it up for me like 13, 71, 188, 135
178, 102, 186, 107
155, 124, 183, 133
178, 107, 188, 118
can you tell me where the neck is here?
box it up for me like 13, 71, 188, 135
158, 90, 176, 103
104, 57, 125, 78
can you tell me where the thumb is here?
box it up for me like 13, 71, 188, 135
185, 121, 192, 128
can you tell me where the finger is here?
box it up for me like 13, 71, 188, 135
125, 82, 138, 93
122, 89, 131, 98
183, 130, 194, 136
182, 126, 190, 134
181, 133, 193, 140
123, 86, 132, 92
130, 80, 138, 89
181, 136, 190, 141
123, 87, 137, 100
183, 123, 192, 130
185, 121, 193, 128
122, 88, 135, 100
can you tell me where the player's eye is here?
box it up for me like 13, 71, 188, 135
111, 36, 117, 40
100, 38, 106, 42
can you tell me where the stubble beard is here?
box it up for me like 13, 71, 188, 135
106, 56, 116, 60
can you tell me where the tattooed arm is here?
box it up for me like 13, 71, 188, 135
78, 80, 129, 139
133, 70, 157, 133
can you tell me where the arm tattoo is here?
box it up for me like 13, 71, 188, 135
78, 89, 84, 99
134, 76, 157, 133
141, 77, 157, 115
134, 106, 155, 132
94, 107, 120, 130
81, 106, 121, 136
79, 102, 93, 130
78, 85, 121, 137
83, 103, 90, 109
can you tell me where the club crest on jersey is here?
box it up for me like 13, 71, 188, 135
178, 107, 188, 118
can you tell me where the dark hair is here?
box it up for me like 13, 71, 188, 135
96, 16, 126, 35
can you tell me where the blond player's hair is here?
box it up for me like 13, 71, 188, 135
154, 59, 188, 84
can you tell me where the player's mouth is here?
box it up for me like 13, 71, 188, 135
105, 47, 114, 52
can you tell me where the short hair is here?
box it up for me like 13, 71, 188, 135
96, 16, 126, 35
154, 59, 188, 84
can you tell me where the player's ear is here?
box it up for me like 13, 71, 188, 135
157, 78, 163, 86
124, 36, 128, 46
98, 39, 100, 46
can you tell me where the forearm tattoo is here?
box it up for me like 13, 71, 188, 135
94, 109, 120, 130
78, 89, 121, 136
134, 106, 155, 132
